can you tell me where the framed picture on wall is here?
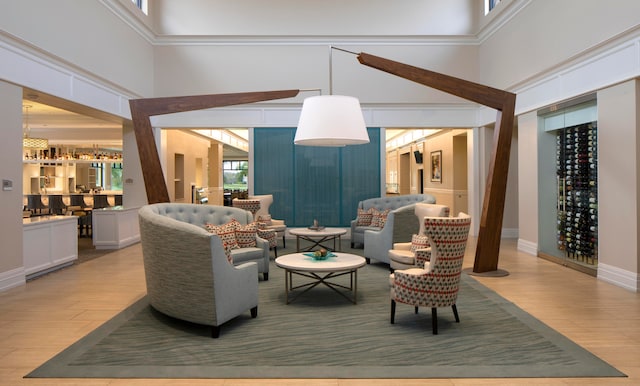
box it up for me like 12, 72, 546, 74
430, 150, 442, 182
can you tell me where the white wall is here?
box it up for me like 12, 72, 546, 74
0, 81, 26, 290
152, 0, 479, 36
597, 80, 640, 291
0, 0, 154, 98
479, 0, 640, 90
516, 110, 539, 255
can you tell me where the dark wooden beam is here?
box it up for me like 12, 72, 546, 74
129, 90, 300, 204
357, 52, 516, 274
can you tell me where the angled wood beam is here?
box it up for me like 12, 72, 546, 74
357, 52, 516, 274
129, 90, 300, 204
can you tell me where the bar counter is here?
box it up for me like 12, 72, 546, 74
23, 215, 78, 279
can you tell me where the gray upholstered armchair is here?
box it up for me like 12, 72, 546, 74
363, 204, 420, 265
388, 203, 450, 271
350, 194, 436, 249
139, 203, 259, 338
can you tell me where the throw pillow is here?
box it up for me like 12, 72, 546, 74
257, 228, 277, 248
236, 222, 258, 248
356, 208, 373, 226
370, 208, 390, 228
257, 214, 272, 226
410, 234, 429, 253
204, 219, 240, 262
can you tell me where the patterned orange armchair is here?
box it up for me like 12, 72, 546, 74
249, 194, 287, 248
389, 213, 471, 334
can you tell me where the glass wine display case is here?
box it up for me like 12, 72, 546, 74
555, 122, 598, 266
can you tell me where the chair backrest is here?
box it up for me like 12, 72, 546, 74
415, 203, 450, 235
359, 194, 435, 212
93, 194, 110, 209
422, 213, 471, 306
249, 194, 273, 218
150, 202, 253, 227
232, 198, 261, 217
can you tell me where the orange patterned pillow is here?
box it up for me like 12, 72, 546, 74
370, 208, 390, 228
236, 222, 257, 248
204, 219, 240, 262
257, 214, 272, 226
356, 208, 374, 226
410, 234, 429, 253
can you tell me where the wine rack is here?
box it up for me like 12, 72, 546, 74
556, 122, 598, 265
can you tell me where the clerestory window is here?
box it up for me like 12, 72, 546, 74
131, 0, 148, 15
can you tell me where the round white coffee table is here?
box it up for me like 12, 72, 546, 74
275, 252, 366, 304
288, 227, 348, 252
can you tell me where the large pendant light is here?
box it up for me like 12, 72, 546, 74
294, 94, 369, 146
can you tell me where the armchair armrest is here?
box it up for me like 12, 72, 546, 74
364, 211, 396, 264
270, 219, 285, 226
392, 242, 411, 250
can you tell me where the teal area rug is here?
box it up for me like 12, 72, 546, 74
27, 246, 625, 379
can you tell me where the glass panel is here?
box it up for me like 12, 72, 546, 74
294, 145, 340, 226
341, 128, 381, 224
253, 128, 296, 223
253, 127, 381, 227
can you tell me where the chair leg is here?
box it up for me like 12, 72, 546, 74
273, 246, 278, 258
390, 300, 396, 324
212, 326, 221, 339
282, 235, 286, 248
452, 304, 460, 323
365, 257, 370, 264
415, 306, 419, 314
431, 307, 438, 335
263, 272, 269, 281
251, 306, 258, 318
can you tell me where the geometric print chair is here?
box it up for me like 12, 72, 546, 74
390, 212, 471, 334
232, 198, 279, 256
388, 203, 450, 272
249, 194, 287, 248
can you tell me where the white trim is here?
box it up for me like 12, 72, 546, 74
151, 104, 481, 129
0, 32, 138, 119
0, 267, 26, 292
597, 263, 639, 293
501, 228, 518, 239
517, 238, 537, 256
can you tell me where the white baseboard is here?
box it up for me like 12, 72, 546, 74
597, 263, 639, 292
0, 267, 26, 292
517, 239, 538, 256
501, 228, 519, 239
94, 236, 140, 250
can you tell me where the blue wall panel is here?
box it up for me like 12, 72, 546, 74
254, 127, 380, 227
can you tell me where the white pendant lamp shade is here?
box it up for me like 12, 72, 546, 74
294, 95, 369, 146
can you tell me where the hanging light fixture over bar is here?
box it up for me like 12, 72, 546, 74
294, 94, 369, 146
23, 137, 49, 149
22, 105, 49, 149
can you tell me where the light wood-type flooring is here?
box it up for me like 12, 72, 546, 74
1, 238, 639, 385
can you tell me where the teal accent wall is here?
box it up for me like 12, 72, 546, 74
254, 127, 381, 227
